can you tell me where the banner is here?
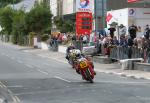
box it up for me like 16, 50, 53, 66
106, 13, 113, 23
127, 0, 138, 3
76, 0, 92, 12
76, 12, 92, 35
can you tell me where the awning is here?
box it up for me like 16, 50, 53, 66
128, 0, 150, 3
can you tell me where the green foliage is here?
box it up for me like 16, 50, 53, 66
26, 4, 52, 35
0, 7, 14, 35
41, 34, 49, 42
11, 29, 18, 44
11, 10, 27, 45
54, 16, 75, 33
54, 16, 63, 30
0, 3, 52, 44
12, 10, 26, 34
61, 20, 74, 33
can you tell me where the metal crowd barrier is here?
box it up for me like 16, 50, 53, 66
109, 46, 144, 60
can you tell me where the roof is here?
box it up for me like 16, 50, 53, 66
10, 0, 36, 12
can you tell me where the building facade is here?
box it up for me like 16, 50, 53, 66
107, 0, 150, 11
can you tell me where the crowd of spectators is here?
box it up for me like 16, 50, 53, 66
93, 24, 150, 63
49, 24, 150, 63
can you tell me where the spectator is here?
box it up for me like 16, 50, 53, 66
127, 36, 134, 47
62, 33, 67, 41
83, 35, 88, 44
95, 36, 102, 54
133, 38, 138, 47
120, 36, 128, 47
112, 36, 119, 46
137, 38, 143, 49
108, 25, 116, 39
72, 34, 77, 41
79, 34, 83, 41
127, 36, 134, 59
119, 24, 126, 37
71, 34, 77, 47
144, 25, 150, 40
128, 24, 138, 40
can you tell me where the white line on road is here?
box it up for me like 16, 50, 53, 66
37, 69, 49, 75
0, 82, 6, 88
95, 80, 150, 85
10, 57, 15, 60
54, 76, 71, 83
14, 96, 21, 103
47, 57, 68, 64
7, 85, 23, 88
25, 64, 34, 69
38, 55, 47, 58
17, 60, 23, 64
5, 54, 9, 57
0, 98, 4, 103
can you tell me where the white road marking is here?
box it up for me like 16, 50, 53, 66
25, 64, 34, 69
0, 98, 4, 103
48, 57, 68, 64
10, 57, 15, 60
54, 76, 71, 83
14, 96, 21, 103
5, 54, 9, 57
0, 82, 6, 88
17, 60, 23, 64
95, 81, 150, 85
12, 97, 17, 103
37, 69, 49, 75
38, 55, 46, 58
7, 85, 23, 88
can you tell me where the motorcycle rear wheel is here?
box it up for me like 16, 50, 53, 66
85, 69, 94, 83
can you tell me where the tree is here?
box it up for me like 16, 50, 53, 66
54, 16, 63, 30
12, 10, 27, 45
0, 7, 14, 35
25, 3, 52, 42
54, 16, 75, 33
61, 20, 75, 33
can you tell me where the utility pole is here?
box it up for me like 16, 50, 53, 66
94, 0, 97, 34
102, 0, 104, 29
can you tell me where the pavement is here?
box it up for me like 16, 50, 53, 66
2, 42, 150, 80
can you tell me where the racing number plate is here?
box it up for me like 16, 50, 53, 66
79, 61, 88, 69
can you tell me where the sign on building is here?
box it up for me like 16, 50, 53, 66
76, 0, 92, 12
76, 12, 92, 35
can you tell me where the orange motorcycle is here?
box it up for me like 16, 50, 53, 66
74, 57, 95, 83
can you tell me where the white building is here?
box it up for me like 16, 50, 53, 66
62, 0, 75, 15
50, 0, 57, 17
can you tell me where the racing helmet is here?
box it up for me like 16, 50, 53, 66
74, 49, 81, 58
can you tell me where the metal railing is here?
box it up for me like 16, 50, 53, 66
109, 46, 150, 62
